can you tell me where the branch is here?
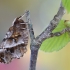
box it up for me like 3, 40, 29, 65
35, 2, 65, 45
50, 27, 70, 37
26, 11, 38, 70
25, 11, 35, 43
25, 2, 66, 70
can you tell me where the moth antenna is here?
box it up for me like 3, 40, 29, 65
19, 10, 29, 20
19, 12, 26, 20
12, 18, 17, 26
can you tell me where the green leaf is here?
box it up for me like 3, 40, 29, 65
40, 20, 70, 52
62, 0, 70, 13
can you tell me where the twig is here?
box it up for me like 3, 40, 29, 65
26, 11, 38, 70
35, 2, 65, 45
51, 27, 70, 37
25, 11, 35, 42
25, 2, 65, 70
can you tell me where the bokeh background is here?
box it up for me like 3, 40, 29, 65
0, 0, 70, 70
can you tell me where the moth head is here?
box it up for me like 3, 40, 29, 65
12, 16, 25, 26
14, 16, 24, 24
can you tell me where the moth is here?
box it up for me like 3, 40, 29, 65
0, 14, 29, 63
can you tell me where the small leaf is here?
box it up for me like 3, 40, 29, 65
62, 0, 70, 13
40, 20, 70, 52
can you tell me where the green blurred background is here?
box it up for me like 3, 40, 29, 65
0, 0, 70, 70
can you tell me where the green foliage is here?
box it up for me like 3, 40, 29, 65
40, 20, 70, 52
62, 0, 70, 13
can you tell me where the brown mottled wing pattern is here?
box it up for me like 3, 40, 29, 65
0, 16, 29, 63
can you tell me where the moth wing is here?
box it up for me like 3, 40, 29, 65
0, 16, 29, 63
